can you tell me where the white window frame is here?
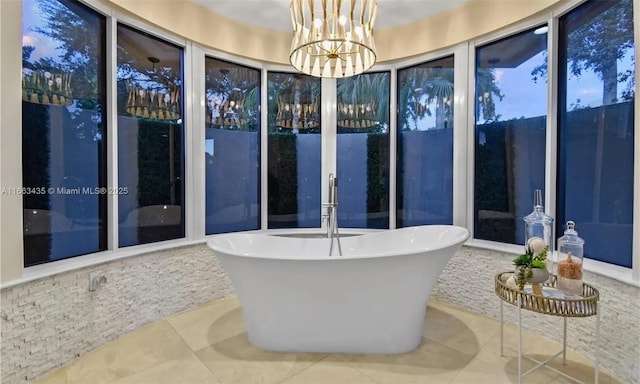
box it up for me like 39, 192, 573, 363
7, 0, 637, 289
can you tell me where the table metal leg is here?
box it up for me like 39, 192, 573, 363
563, 316, 567, 364
595, 302, 600, 384
518, 294, 522, 384
500, 300, 504, 356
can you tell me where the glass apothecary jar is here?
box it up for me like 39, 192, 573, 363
523, 189, 554, 274
557, 221, 584, 294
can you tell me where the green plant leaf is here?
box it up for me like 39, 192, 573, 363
531, 259, 546, 269
513, 254, 532, 266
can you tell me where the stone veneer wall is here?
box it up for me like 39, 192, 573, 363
432, 246, 640, 384
0, 244, 234, 384
1, 244, 638, 384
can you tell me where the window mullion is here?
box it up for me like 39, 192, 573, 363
321, 77, 337, 233
633, 0, 640, 280
546, 15, 559, 247
107, 12, 118, 251
186, 43, 203, 241
453, 42, 470, 228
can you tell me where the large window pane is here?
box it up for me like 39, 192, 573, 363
205, 59, 260, 234
117, 25, 184, 246
397, 56, 454, 227
558, 0, 634, 267
337, 72, 390, 229
474, 27, 548, 244
267, 72, 321, 228
22, 0, 107, 266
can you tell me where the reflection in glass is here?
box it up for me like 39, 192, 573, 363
205, 58, 260, 234
267, 72, 321, 228
117, 24, 184, 246
397, 56, 454, 227
474, 27, 547, 244
22, 0, 107, 266
336, 72, 390, 229
558, 0, 634, 267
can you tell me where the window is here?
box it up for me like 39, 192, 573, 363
267, 72, 321, 228
22, 0, 107, 266
336, 72, 390, 229
474, 27, 548, 244
205, 58, 260, 234
117, 24, 185, 247
557, 0, 634, 267
397, 56, 454, 227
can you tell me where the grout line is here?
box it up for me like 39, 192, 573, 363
276, 354, 332, 384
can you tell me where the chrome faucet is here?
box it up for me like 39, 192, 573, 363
322, 173, 342, 256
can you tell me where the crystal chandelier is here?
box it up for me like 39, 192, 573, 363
289, 0, 378, 78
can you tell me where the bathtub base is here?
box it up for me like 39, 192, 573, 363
243, 302, 427, 354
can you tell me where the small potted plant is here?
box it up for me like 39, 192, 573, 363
513, 237, 549, 291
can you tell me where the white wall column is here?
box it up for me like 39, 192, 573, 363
0, 0, 25, 283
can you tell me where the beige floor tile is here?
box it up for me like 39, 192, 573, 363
33, 368, 68, 384
65, 321, 193, 384
608, 376, 624, 384
195, 332, 326, 384
423, 303, 499, 356
493, 323, 566, 356
474, 329, 559, 382
109, 352, 219, 384
450, 357, 552, 384
281, 355, 379, 384
545, 353, 612, 384
167, 297, 244, 352
337, 337, 473, 384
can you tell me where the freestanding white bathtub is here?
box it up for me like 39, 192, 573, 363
207, 225, 469, 354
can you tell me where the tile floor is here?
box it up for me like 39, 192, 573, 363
34, 298, 619, 384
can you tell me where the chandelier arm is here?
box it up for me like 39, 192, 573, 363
316, 44, 332, 54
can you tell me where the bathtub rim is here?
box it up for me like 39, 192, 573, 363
207, 225, 470, 261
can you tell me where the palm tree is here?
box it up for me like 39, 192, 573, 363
399, 66, 454, 131
475, 67, 504, 122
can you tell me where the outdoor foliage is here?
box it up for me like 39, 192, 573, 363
268, 133, 299, 226
532, 0, 635, 104
29, 0, 104, 108
366, 133, 390, 228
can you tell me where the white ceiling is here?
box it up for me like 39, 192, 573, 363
191, 0, 470, 32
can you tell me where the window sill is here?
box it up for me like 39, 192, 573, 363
2, 238, 204, 290
465, 238, 639, 288
3, 232, 636, 289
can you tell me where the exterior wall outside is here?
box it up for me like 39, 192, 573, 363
1, 245, 638, 384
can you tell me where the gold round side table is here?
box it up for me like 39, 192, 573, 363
495, 272, 600, 384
